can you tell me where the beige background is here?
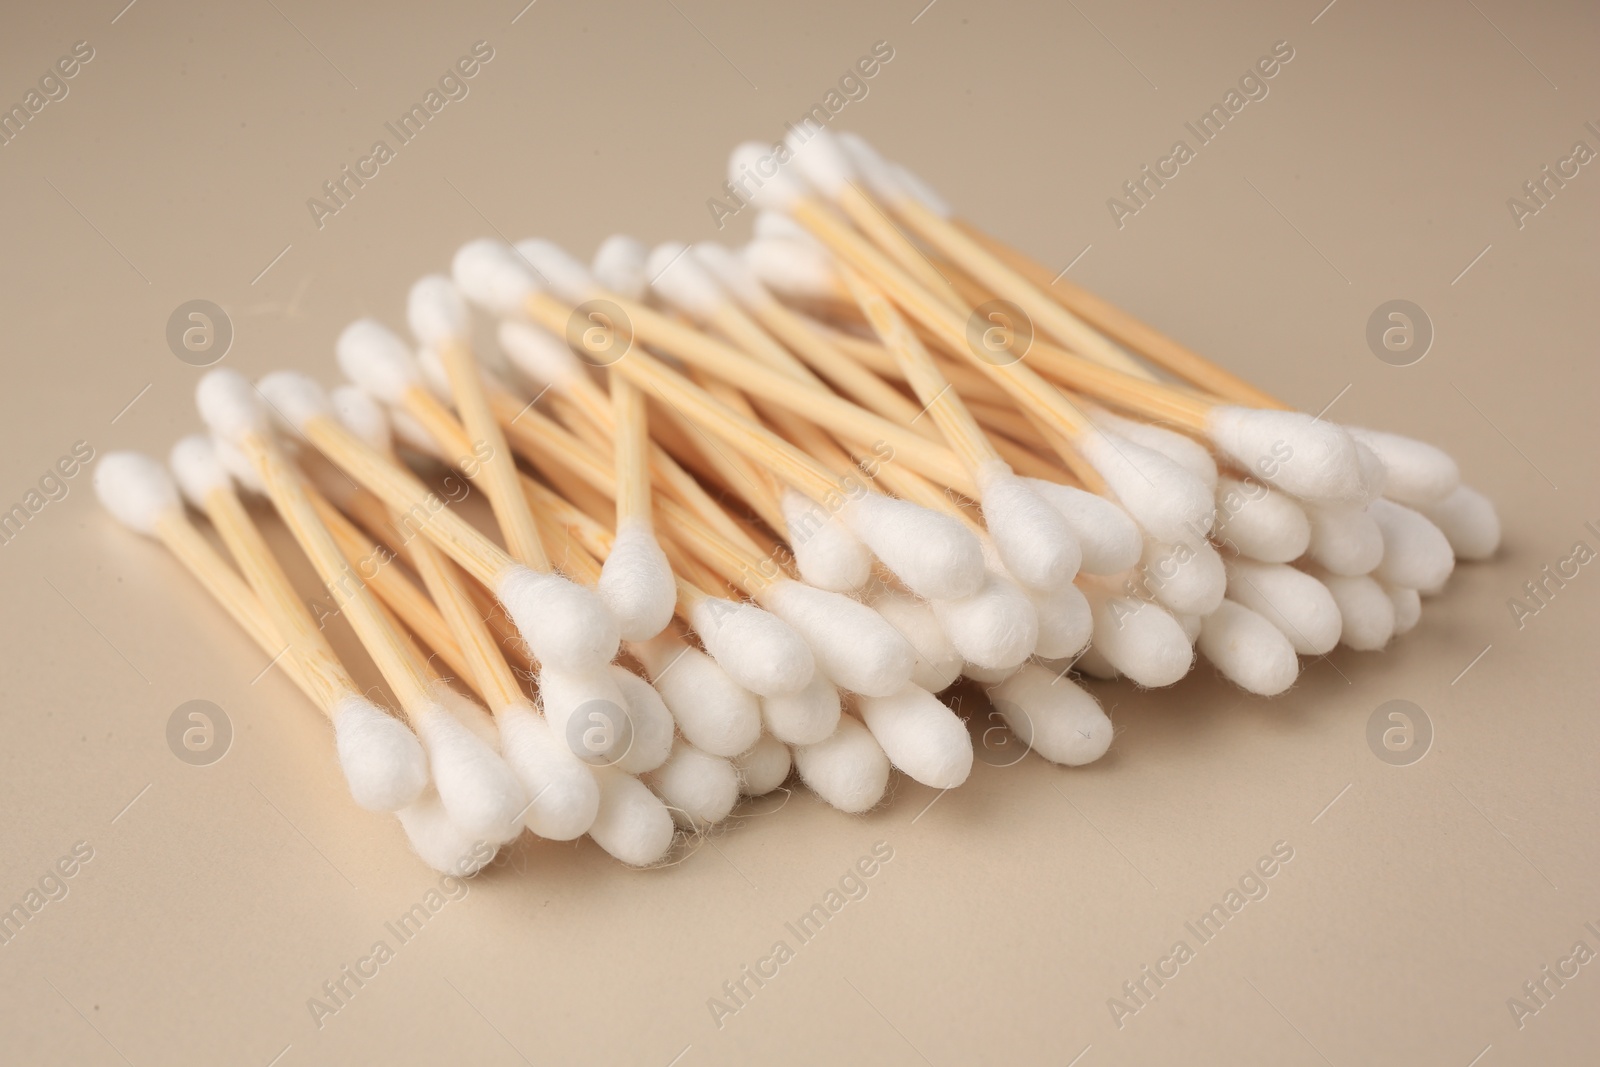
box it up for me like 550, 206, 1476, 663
2, 0, 1596, 1064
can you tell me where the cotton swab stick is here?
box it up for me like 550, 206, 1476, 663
1223, 558, 1342, 656
201, 369, 529, 840
407, 276, 552, 572
641, 738, 740, 831
839, 262, 1084, 593
95, 450, 428, 813
598, 372, 678, 641
262, 352, 619, 676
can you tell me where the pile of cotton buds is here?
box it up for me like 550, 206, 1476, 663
94, 128, 1498, 874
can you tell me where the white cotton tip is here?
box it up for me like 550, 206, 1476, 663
646, 241, 725, 321
931, 569, 1039, 671
760, 671, 842, 746
743, 237, 846, 303
977, 462, 1081, 591
759, 580, 915, 698
195, 367, 270, 444
1353, 440, 1387, 504
412, 700, 527, 840
688, 596, 815, 697
1085, 589, 1193, 687
396, 791, 497, 875
1306, 503, 1385, 576
493, 703, 599, 841
1088, 409, 1217, 489
597, 519, 676, 642
1139, 536, 1226, 617
991, 664, 1113, 766
693, 241, 770, 310
1212, 477, 1311, 563
329, 385, 393, 454
1386, 584, 1422, 634
892, 162, 954, 218
857, 686, 973, 789
497, 318, 586, 391
330, 695, 429, 812
1197, 600, 1301, 696
168, 434, 231, 511
451, 238, 539, 317
870, 591, 964, 693
1369, 498, 1455, 591
608, 665, 675, 774
1027, 579, 1094, 660
729, 141, 810, 211
96, 452, 182, 536
212, 435, 264, 495
1225, 558, 1342, 656
732, 734, 792, 796
537, 665, 630, 763
840, 493, 984, 601
405, 274, 470, 349
256, 371, 333, 437
633, 633, 766, 754
780, 489, 872, 592
1021, 478, 1143, 574
784, 125, 856, 197
591, 234, 650, 301
588, 764, 675, 867
1418, 484, 1500, 561
513, 238, 598, 304
494, 566, 620, 674
335, 318, 424, 406
643, 739, 740, 831
1206, 407, 1366, 505
836, 131, 906, 203
792, 715, 890, 813
1307, 568, 1396, 651
753, 210, 820, 245
433, 684, 502, 751
1077, 429, 1214, 543
1072, 643, 1120, 680
963, 660, 1022, 685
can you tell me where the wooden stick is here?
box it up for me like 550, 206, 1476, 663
240, 430, 435, 717
433, 339, 551, 569
833, 182, 967, 312
881, 192, 1156, 381
197, 480, 359, 716
840, 263, 1002, 478
956, 220, 1285, 409
296, 411, 520, 593
153, 510, 317, 705
303, 479, 480, 683
610, 373, 651, 527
